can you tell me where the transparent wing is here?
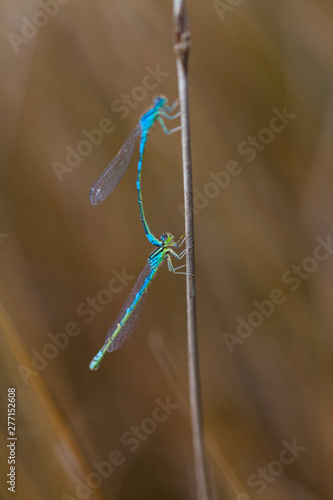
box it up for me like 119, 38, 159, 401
105, 262, 153, 352
89, 124, 141, 205
108, 290, 147, 352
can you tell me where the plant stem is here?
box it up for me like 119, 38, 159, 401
172, 2, 211, 499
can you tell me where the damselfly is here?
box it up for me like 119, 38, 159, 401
89, 96, 180, 246
89, 232, 186, 370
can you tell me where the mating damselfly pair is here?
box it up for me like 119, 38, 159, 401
89, 96, 186, 370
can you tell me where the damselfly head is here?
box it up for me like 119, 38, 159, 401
154, 95, 168, 107
160, 232, 174, 245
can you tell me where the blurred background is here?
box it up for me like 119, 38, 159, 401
1, 0, 333, 498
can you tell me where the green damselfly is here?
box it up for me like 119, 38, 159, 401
89, 232, 186, 370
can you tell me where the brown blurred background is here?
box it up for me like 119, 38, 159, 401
1, 0, 333, 499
